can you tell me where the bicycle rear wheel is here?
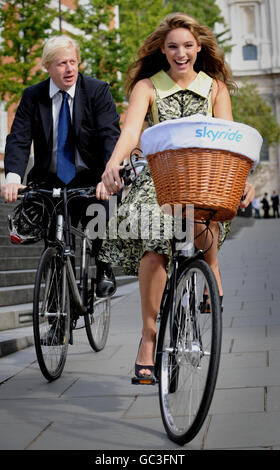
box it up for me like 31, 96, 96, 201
33, 247, 70, 381
83, 252, 111, 351
85, 296, 111, 351
158, 258, 222, 445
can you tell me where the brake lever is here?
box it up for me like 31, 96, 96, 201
119, 156, 148, 187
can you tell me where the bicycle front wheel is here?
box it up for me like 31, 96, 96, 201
158, 258, 222, 445
33, 247, 70, 381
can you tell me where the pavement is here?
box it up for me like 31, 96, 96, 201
0, 216, 280, 454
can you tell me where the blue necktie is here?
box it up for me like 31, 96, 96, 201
57, 90, 76, 184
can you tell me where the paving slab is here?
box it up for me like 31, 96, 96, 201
216, 364, 280, 388
205, 411, 280, 449
219, 351, 267, 369
266, 386, 280, 411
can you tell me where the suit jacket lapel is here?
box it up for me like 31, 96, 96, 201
38, 78, 53, 143
73, 74, 86, 136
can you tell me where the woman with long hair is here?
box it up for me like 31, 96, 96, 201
97, 12, 255, 382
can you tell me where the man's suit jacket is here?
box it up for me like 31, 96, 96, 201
4, 72, 120, 186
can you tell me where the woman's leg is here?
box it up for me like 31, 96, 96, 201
136, 251, 168, 375
194, 221, 223, 296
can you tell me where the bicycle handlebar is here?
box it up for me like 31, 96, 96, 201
16, 147, 147, 200
17, 185, 97, 199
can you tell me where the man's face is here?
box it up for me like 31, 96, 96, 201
46, 46, 79, 90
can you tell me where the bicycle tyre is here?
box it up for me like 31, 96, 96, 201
83, 252, 111, 351
33, 247, 70, 381
158, 258, 222, 445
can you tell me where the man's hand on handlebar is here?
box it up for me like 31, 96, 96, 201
1, 182, 26, 203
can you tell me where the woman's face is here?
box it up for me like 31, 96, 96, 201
161, 27, 201, 76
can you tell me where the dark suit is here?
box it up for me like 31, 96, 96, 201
4, 72, 120, 187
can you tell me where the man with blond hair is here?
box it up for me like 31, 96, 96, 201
3, 35, 120, 298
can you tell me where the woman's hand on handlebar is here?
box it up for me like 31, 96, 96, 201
102, 163, 124, 196
1, 182, 26, 203
240, 181, 255, 209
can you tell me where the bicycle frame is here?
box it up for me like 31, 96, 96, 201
17, 185, 96, 317
55, 187, 93, 317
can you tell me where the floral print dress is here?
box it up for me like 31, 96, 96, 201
98, 70, 231, 276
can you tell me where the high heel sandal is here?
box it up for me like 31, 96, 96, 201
131, 339, 157, 385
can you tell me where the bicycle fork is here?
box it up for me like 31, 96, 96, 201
162, 261, 208, 371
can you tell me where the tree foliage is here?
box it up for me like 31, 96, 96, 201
232, 82, 280, 145
0, 0, 56, 108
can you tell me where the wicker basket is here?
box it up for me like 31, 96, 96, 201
147, 147, 253, 222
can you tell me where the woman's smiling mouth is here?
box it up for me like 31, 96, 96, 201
174, 59, 189, 65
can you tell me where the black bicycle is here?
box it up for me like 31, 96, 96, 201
122, 153, 222, 445
11, 185, 111, 382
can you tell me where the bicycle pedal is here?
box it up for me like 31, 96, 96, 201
131, 376, 157, 385
200, 302, 211, 314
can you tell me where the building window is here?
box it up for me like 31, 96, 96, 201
242, 43, 258, 60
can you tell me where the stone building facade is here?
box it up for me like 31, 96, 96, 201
216, 0, 280, 196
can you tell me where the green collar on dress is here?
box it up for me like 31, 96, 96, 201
150, 70, 213, 99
